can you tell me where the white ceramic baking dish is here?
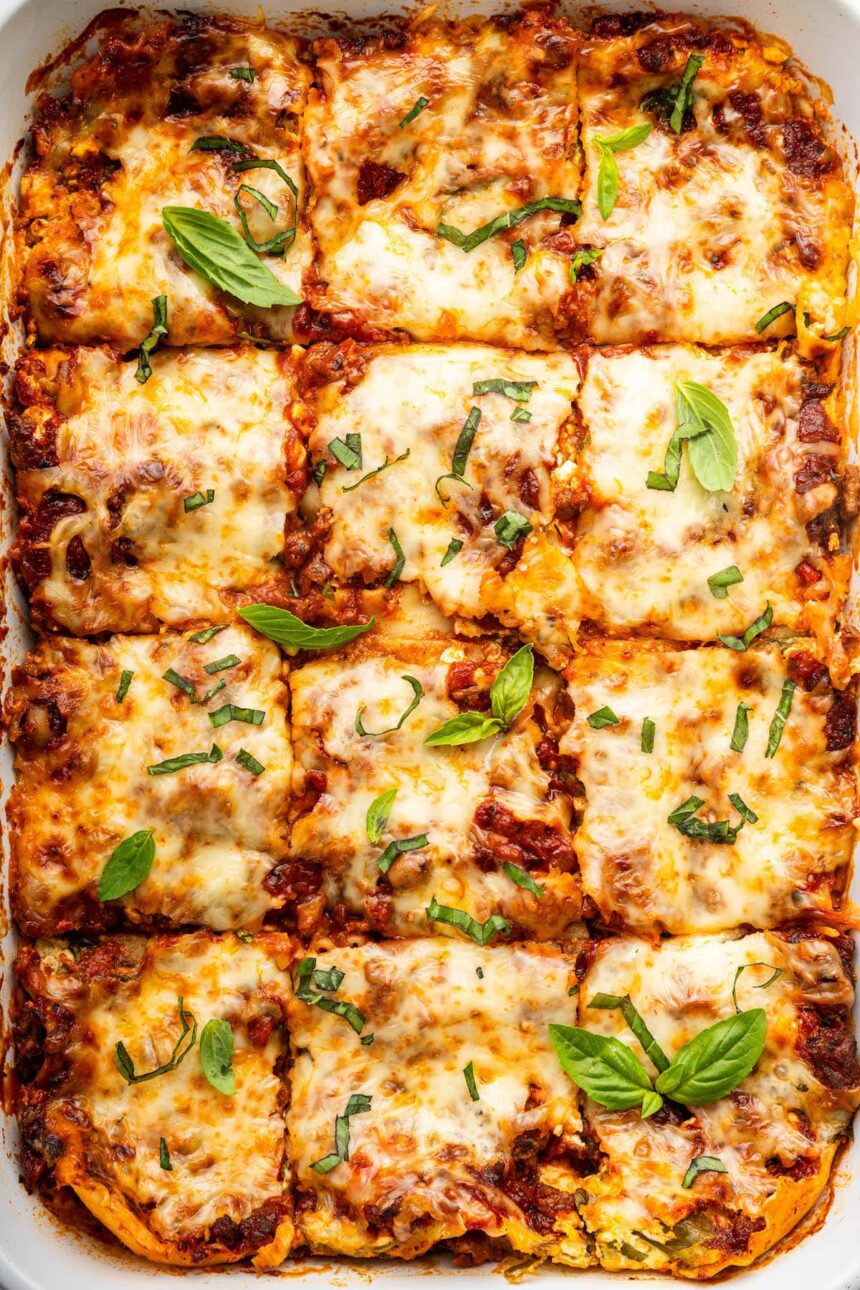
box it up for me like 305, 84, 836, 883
0, 0, 858, 1287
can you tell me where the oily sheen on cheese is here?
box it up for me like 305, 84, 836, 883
6, 628, 291, 934
11, 345, 304, 634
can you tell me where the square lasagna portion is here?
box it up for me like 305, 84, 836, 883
303, 12, 580, 349
15, 931, 295, 1268
19, 13, 311, 346
571, 15, 853, 346
287, 629, 580, 940
6, 628, 291, 935
560, 643, 856, 934
287, 937, 592, 1263
572, 931, 860, 1276
10, 345, 303, 634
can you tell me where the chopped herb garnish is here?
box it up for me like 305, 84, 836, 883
511, 407, 532, 423
464, 1061, 480, 1101
195, 679, 226, 706
230, 66, 255, 82
135, 295, 168, 384
641, 717, 655, 753
649, 382, 737, 494
441, 537, 464, 566
823, 326, 851, 342
209, 704, 264, 728
190, 135, 251, 154
594, 124, 652, 220
204, 654, 240, 675
294, 957, 366, 1034
756, 301, 794, 334
116, 669, 134, 703
587, 706, 619, 729
163, 667, 196, 699
341, 449, 410, 492
765, 678, 795, 758
239, 604, 374, 650
436, 407, 481, 501
98, 829, 156, 902
730, 701, 751, 752
378, 833, 429, 875
569, 247, 602, 283
236, 748, 265, 776
159, 1138, 172, 1171
511, 239, 527, 272
717, 603, 773, 651
384, 528, 405, 587
682, 1155, 727, 1189
588, 992, 670, 1073
668, 793, 758, 844
329, 433, 362, 471
473, 378, 537, 402
640, 54, 703, 134
312, 460, 328, 485
425, 645, 533, 747
161, 206, 301, 308
494, 509, 532, 550
199, 1018, 235, 1095
477, 966, 484, 980
147, 745, 222, 775
731, 961, 784, 1012
503, 861, 545, 897
311, 1093, 372, 1174
399, 95, 429, 128
366, 788, 397, 844
361, 1034, 375, 1046
425, 897, 511, 945
115, 998, 197, 1084
235, 930, 254, 943
184, 489, 215, 512
708, 566, 743, 599
437, 196, 580, 252
356, 675, 423, 737
190, 625, 227, 644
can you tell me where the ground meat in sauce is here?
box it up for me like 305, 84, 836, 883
797, 1007, 860, 1089
357, 159, 404, 205
783, 120, 834, 178
824, 689, 857, 752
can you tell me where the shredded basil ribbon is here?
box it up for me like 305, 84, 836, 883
437, 196, 580, 253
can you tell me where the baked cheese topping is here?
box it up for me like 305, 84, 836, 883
6, 628, 291, 934
286, 937, 589, 1261
577, 931, 860, 1274
561, 644, 856, 933
11, 345, 303, 634
289, 633, 580, 938
302, 343, 579, 620
304, 12, 579, 349
16, 932, 295, 1267
573, 17, 853, 348
20, 14, 310, 346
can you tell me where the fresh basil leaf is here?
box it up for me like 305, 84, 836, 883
204, 654, 240, 675
190, 625, 227, 644
384, 527, 405, 588
313, 966, 345, 992
490, 645, 534, 727
341, 449, 410, 492
511, 407, 532, 423
588, 993, 670, 1073
159, 1138, 172, 1171
756, 301, 794, 334
116, 669, 134, 703
437, 196, 580, 252
184, 489, 215, 513
310, 1093, 372, 1173
378, 833, 429, 874
599, 123, 654, 153
717, 602, 773, 651
239, 604, 374, 650
312, 460, 327, 485
473, 379, 537, 402
676, 380, 738, 492
147, 745, 222, 775
294, 959, 366, 1034
823, 326, 851, 342
569, 247, 602, 283
549, 1022, 660, 1114
234, 183, 294, 256
503, 861, 544, 897
199, 1018, 236, 1095
161, 206, 301, 308
655, 1008, 766, 1104
356, 674, 423, 737
731, 962, 783, 1012
494, 510, 532, 550
464, 1061, 480, 1101
236, 748, 265, 776
329, 434, 362, 470
670, 54, 703, 132
511, 239, 527, 272
730, 701, 751, 752
230, 66, 255, 82
366, 788, 397, 844
682, 1155, 727, 1188
425, 897, 511, 946
232, 157, 299, 201
765, 678, 795, 758
135, 295, 168, 384
195, 679, 226, 706
441, 538, 464, 566
435, 407, 481, 502
115, 998, 197, 1084
98, 829, 156, 902
708, 566, 743, 599
587, 706, 619, 729
209, 703, 265, 728
596, 143, 619, 220
424, 711, 504, 747
641, 717, 655, 753
190, 135, 252, 154
163, 667, 196, 699
668, 793, 756, 845
400, 96, 429, 128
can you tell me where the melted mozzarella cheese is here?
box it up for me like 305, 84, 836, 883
21, 19, 310, 345
287, 938, 589, 1261
289, 637, 580, 937
304, 344, 579, 620
19, 932, 295, 1267
7, 628, 291, 932
560, 644, 856, 933
577, 932, 860, 1274
14, 345, 300, 634
304, 15, 579, 348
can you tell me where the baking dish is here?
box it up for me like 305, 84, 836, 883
0, 0, 859, 1286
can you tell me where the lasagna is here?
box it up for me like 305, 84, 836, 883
561, 643, 856, 934
15, 931, 296, 1267
10, 344, 304, 634
6, 628, 291, 934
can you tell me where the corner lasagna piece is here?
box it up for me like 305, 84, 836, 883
570, 15, 853, 347
573, 930, 860, 1277
287, 630, 580, 939
6, 627, 291, 935
297, 341, 579, 627
303, 11, 580, 349
560, 643, 856, 934
15, 931, 295, 1267
10, 345, 303, 634
287, 937, 592, 1263
19, 13, 310, 346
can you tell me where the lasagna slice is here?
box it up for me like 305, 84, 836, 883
6, 627, 290, 934
19, 13, 310, 346
15, 931, 295, 1267
10, 345, 303, 634
303, 11, 579, 349
560, 643, 856, 934
298, 342, 579, 626
572, 931, 860, 1276
570, 15, 853, 348
287, 937, 592, 1263
287, 629, 580, 939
